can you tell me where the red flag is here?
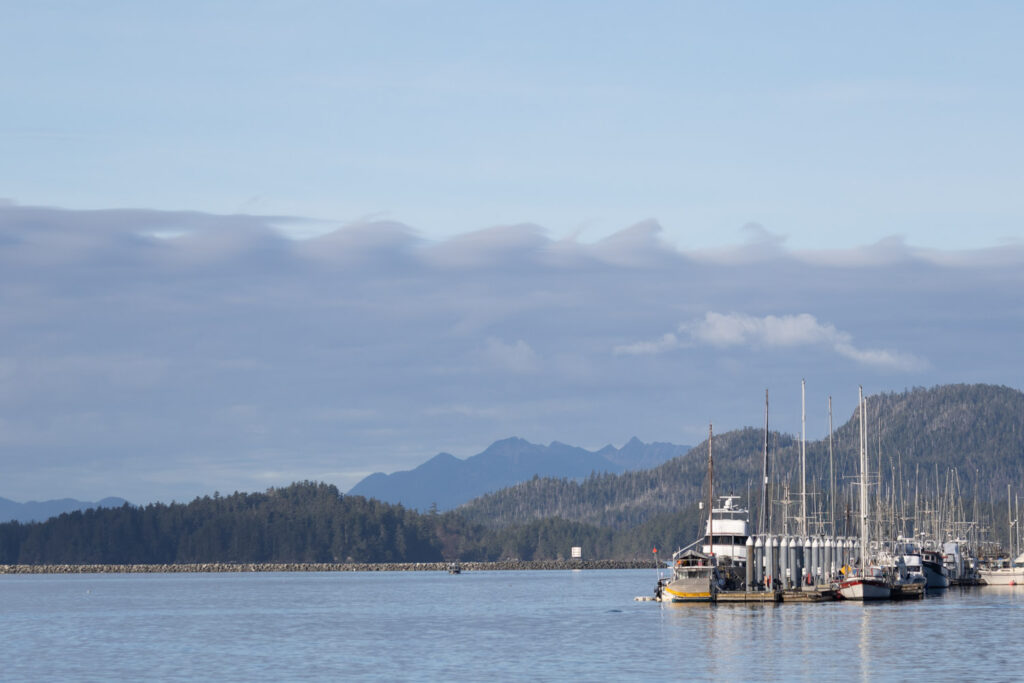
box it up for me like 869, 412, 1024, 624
652, 547, 658, 553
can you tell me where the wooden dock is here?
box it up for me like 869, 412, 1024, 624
781, 587, 836, 602
715, 590, 781, 603
891, 583, 926, 600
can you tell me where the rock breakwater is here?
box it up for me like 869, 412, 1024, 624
0, 559, 658, 574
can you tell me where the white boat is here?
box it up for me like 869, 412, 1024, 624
894, 539, 949, 588
839, 567, 893, 600
839, 387, 891, 601
981, 485, 1024, 586
701, 495, 750, 565
980, 561, 1024, 586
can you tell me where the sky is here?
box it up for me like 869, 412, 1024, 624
1, 2, 1023, 503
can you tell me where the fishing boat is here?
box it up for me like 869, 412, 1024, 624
838, 387, 891, 601
839, 566, 892, 600
657, 548, 720, 602
656, 423, 726, 602
920, 549, 950, 588
894, 539, 949, 588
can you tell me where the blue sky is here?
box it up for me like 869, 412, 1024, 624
5, 2, 1023, 249
1, 3, 1023, 504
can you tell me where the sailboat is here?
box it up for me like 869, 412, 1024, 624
838, 387, 892, 600
980, 485, 1024, 586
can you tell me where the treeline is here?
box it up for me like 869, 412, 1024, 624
3, 384, 1022, 564
0, 483, 442, 564
0, 481, 693, 564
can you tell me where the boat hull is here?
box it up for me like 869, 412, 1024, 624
922, 560, 949, 588
838, 577, 891, 600
661, 578, 714, 602
980, 568, 1024, 586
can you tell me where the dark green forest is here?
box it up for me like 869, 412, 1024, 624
2, 384, 1022, 564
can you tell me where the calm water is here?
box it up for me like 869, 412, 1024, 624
2, 570, 1022, 681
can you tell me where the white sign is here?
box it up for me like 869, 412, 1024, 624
571, 546, 582, 559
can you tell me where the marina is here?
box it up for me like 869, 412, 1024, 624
650, 386, 1008, 605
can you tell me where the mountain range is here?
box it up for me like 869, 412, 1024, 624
347, 436, 689, 511
0, 496, 128, 523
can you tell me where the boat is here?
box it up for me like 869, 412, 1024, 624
888, 553, 926, 599
894, 539, 949, 588
981, 485, 1024, 586
656, 423, 727, 602
701, 494, 751, 590
447, 562, 461, 574
944, 540, 980, 584
980, 559, 1024, 586
839, 563, 893, 600
920, 548, 950, 588
838, 387, 891, 601
701, 495, 750, 564
657, 548, 720, 602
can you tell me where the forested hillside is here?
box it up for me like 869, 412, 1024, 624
458, 384, 1024, 543
0, 483, 443, 564
0, 482, 685, 564
2, 385, 1021, 564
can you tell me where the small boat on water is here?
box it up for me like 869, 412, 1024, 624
447, 562, 461, 574
980, 559, 1024, 586
894, 540, 949, 588
920, 549, 950, 588
655, 423, 729, 603
657, 549, 720, 603
981, 485, 1024, 586
838, 566, 892, 600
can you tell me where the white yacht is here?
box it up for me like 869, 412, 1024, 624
701, 495, 750, 565
980, 559, 1024, 586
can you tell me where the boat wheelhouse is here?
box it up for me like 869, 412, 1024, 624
701, 495, 750, 566
658, 548, 720, 603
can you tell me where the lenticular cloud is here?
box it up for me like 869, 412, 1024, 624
618, 312, 927, 372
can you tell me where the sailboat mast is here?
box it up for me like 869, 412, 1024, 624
828, 395, 834, 540
801, 379, 807, 537
760, 390, 769, 536
859, 386, 869, 573
707, 423, 714, 557
1009, 484, 1013, 566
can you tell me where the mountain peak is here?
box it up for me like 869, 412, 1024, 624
347, 436, 685, 511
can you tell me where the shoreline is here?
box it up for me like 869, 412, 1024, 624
0, 559, 660, 574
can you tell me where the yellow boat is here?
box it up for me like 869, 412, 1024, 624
658, 549, 719, 603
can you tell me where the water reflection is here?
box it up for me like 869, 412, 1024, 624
655, 587, 1024, 681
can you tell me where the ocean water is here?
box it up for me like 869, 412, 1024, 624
2, 569, 1022, 682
